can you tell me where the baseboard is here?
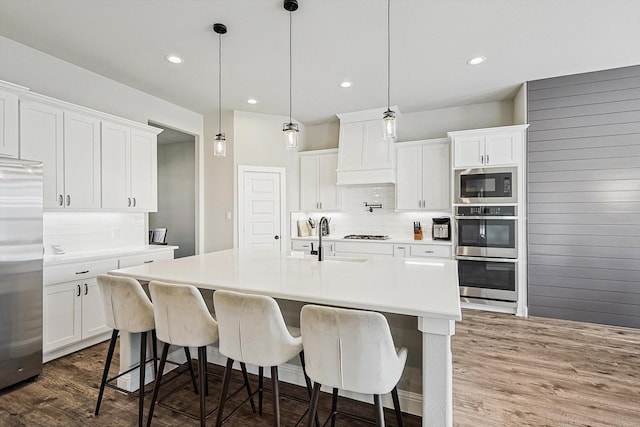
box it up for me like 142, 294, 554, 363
43, 332, 113, 363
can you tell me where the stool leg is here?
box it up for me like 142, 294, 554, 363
331, 388, 339, 427
240, 362, 256, 413
197, 347, 207, 427
258, 366, 264, 416
95, 329, 118, 416
146, 342, 170, 427
307, 382, 321, 427
373, 394, 385, 427
300, 351, 320, 427
391, 386, 403, 427
138, 331, 148, 427
215, 358, 234, 427
184, 347, 198, 394
151, 330, 158, 380
271, 366, 280, 427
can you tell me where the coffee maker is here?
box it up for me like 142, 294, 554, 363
432, 217, 450, 240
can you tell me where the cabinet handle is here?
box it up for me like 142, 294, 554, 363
423, 200, 426, 208
424, 250, 434, 254
128, 198, 131, 207
66, 195, 71, 206
143, 260, 154, 264
58, 195, 64, 206
486, 155, 490, 164
319, 202, 322, 209
480, 155, 484, 164
75, 270, 89, 275
133, 197, 136, 207
84, 283, 88, 295
418, 200, 421, 208
76, 284, 81, 297
397, 246, 406, 249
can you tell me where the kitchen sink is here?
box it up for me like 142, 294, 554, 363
287, 254, 368, 263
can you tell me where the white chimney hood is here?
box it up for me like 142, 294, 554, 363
335, 107, 400, 186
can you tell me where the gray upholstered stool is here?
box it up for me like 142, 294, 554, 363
301, 305, 407, 427
213, 290, 314, 427
95, 275, 197, 427
146, 281, 253, 427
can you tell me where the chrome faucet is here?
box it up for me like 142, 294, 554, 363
317, 216, 329, 261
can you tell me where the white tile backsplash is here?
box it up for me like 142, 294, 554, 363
43, 212, 146, 254
291, 184, 451, 239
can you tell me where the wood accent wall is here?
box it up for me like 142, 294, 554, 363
527, 65, 640, 328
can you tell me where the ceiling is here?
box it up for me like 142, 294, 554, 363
1, 0, 639, 125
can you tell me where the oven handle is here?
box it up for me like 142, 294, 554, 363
455, 216, 518, 220
455, 256, 518, 263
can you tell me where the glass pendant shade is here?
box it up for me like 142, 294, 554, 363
213, 133, 226, 157
283, 122, 299, 149
382, 109, 397, 140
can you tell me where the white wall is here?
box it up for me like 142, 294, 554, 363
513, 83, 527, 125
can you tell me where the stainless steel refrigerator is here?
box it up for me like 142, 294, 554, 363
0, 159, 43, 390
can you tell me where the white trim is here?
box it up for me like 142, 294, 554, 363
237, 165, 287, 251
447, 124, 529, 138
336, 106, 401, 123
298, 148, 338, 156
43, 332, 112, 363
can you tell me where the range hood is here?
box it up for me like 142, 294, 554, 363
335, 107, 400, 186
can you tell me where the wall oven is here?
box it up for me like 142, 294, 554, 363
457, 257, 517, 302
456, 206, 517, 258
455, 167, 517, 204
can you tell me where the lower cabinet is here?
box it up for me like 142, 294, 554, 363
393, 243, 451, 259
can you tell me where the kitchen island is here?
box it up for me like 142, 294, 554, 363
109, 248, 461, 427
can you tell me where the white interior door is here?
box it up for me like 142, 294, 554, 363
239, 168, 284, 251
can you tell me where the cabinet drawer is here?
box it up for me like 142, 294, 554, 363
291, 240, 315, 252
44, 259, 118, 286
332, 241, 394, 256
119, 250, 174, 268
409, 244, 451, 259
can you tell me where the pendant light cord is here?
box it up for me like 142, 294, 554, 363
289, 10, 293, 124
387, 0, 391, 111
218, 32, 222, 135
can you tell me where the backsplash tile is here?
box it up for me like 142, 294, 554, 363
43, 212, 146, 254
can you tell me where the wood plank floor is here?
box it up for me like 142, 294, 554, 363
1, 309, 639, 426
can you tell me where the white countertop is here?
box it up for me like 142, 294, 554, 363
44, 245, 179, 266
291, 236, 453, 245
110, 248, 461, 321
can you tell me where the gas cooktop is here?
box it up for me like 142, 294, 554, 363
343, 235, 390, 240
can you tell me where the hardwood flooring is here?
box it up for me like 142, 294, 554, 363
1, 310, 639, 426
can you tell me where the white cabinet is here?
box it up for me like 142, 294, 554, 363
332, 241, 394, 258
300, 149, 339, 211
118, 249, 174, 268
0, 89, 19, 158
20, 102, 101, 209
396, 139, 450, 211
393, 243, 451, 259
450, 125, 527, 168
43, 259, 117, 357
101, 122, 158, 211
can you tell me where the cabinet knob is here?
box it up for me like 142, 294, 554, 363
274, 235, 280, 240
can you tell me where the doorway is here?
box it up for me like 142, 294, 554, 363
149, 124, 196, 258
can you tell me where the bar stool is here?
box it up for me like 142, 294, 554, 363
146, 281, 254, 427
213, 290, 314, 427
95, 275, 197, 427
300, 305, 407, 427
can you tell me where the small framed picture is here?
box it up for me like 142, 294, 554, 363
150, 228, 167, 244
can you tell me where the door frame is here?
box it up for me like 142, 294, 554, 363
236, 165, 287, 250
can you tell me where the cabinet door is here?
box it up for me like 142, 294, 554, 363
300, 155, 319, 210
395, 146, 422, 210
130, 129, 157, 211
318, 153, 339, 210
338, 122, 365, 170
20, 101, 65, 209
0, 89, 19, 158
363, 120, 393, 168
81, 278, 110, 339
101, 121, 130, 209
64, 112, 101, 209
421, 143, 450, 210
453, 136, 484, 168
484, 132, 521, 166
43, 281, 82, 352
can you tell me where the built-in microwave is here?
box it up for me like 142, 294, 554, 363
455, 167, 517, 204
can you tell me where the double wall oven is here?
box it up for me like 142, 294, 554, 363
455, 167, 518, 304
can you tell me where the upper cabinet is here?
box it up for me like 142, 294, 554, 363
335, 107, 399, 185
101, 122, 158, 211
396, 139, 450, 211
449, 125, 528, 168
0, 89, 19, 158
20, 102, 101, 209
300, 149, 340, 211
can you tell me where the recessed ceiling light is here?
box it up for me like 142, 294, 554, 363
340, 81, 353, 88
247, 99, 258, 104
467, 56, 486, 65
165, 55, 183, 64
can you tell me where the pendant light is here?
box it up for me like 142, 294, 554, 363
382, 0, 396, 140
283, 0, 299, 149
213, 23, 227, 157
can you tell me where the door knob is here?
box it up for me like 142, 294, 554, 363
274, 235, 280, 240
